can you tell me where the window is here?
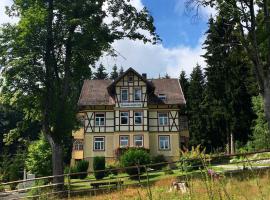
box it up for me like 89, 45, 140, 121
158, 94, 166, 101
94, 137, 105, 151
128, 76, 133, 82
73, 140, 83, 151
120, 112, 129, 125
120, 135, 129, 147
159, 136, 170, 150
134, 112, 143, 125
95, 113, 105, 126
121, 89, 128, 101
134, 88, 142, 101
134, 135, 143, 147
158, 113, 168, 126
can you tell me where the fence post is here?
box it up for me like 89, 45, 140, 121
137, 164, 141, 184
67, 168, 71, 199
145, 165, 152, 200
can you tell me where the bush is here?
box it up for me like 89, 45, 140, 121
76, 160, 89, 179
163, 165, 174, 175
25, 135, 52, 177
151, 155, 167, 170
179, 145, 209, 172
120, 148, 150, 178
106, 163, 119, 176
93, 156, 105, 180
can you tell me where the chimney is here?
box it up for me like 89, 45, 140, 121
142, 73, 147, 79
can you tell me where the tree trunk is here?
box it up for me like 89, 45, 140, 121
230, 132, 235, 154
46, 134, 64, 190
226, 132, 231, 154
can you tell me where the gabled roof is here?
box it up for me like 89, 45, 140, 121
107, 67, 154, 92
78, 80, 115, 106
78, 68, 186, 107
148, 79, 186, 105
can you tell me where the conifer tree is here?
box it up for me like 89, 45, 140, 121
203, 15, 255, 153
186, 65, 207, 147
179, 70, 189, 98
119, 67, 124, 76
110, 65, 119, 80
94, 64, 108, 80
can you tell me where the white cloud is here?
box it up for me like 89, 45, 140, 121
0, 0, 18, 25
1, 0, 207, 78
100, 37, 206, 78
175, 0, 217, 20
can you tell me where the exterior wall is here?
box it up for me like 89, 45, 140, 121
115, 109, 148, 132
148, 132, 180, 158
114, 72, 148, 108
113, 132, 150, 149
149, 109, 179, 132
85, 111, 114, 133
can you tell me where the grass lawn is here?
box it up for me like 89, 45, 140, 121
70, 169, 270, 200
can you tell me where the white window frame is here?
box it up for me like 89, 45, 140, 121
134, 111, 143, 125
95, 113, 105, 126
134, 135, 143, 147
159, 135, 170, 150
73, 140, 83, 151
158, 112, 168, 126
121, 88, 129, 102
94, 137, 105, 151
120, 112, 129, 125
134, 88, 142, 101
120, 135, 129, 147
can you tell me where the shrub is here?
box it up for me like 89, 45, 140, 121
25, 135, 52, 177
106, 163, 119, 176
120, 148, 150, 178
179, 145, 209, 172
151, 155, 167, 170
93, 156, 105, 180
76, 160, 89, 179
163, 165, 174, 175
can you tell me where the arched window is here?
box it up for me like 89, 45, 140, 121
73, 140, 83, 151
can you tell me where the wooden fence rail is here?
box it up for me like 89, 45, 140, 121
1, 149, 270, 199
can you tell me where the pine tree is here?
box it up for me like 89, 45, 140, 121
203, 15, 255, 153
119, 67, 124, 76
94, 64, 108, 80
186, 65, 207, 148
179, 70, 189, 98
110, 65, 119, 80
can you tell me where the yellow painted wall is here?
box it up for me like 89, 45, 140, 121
149, 132, 180, 158
72, 128, 84, 139
113, 132, 150, 149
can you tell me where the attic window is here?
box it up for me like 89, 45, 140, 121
158, 94, 166, 101
128, 76, 133, 82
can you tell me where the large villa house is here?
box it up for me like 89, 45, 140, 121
71, 68, 189, 169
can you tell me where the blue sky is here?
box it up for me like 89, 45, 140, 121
0, 0, 215, 78
142, 0, 209, 48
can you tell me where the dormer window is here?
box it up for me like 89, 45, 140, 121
121, 88, 128, 101
128, 76, 133, 82
158, 94, 166, 101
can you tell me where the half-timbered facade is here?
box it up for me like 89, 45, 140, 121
71, 68, 189, 169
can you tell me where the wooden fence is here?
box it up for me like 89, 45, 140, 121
1, 149, 270, 199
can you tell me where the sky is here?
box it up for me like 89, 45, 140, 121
0, 0, 215, 78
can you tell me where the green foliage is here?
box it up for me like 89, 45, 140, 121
106, 162, 119, 176
179, 145, 208, 172
94, 64, 108, 80
247, 96, 270, 150
76, 160, 89, 179
93, 156, 105, 180
110, 64, 119, 80
179, 70, 189, 99
25, 135, 52, 177
151, 155, 167, 170
120, 148, 150, 178
8, 152, 25, 190
163, 165, 174, 175
0, 0, 158, 179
